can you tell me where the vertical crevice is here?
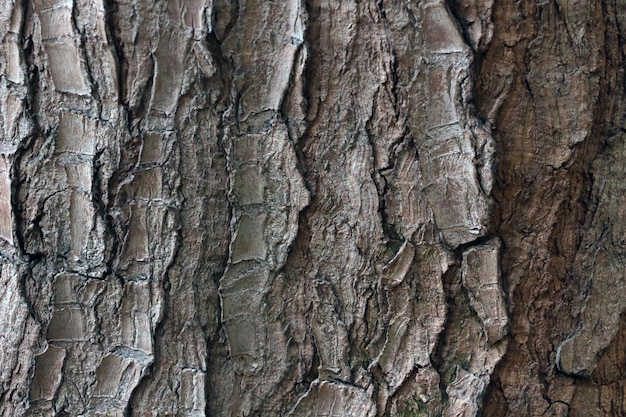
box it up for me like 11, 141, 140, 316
101, 0, 126, 107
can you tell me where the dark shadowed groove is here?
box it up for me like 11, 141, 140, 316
14, 0, 41, 259
445, 0, 478, 54
429, 258, 461, 408
101, 0, 126, 106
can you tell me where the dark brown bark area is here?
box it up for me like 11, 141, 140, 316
0, 0, 625, 416
475, 1, 626, 415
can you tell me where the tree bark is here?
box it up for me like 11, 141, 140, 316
0, 0, 624, 416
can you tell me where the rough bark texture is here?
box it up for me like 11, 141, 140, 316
0, 0, 624, 416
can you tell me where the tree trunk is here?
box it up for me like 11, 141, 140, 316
0, 0, 624, 415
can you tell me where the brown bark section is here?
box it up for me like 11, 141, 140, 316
0, 0, 624, 416
475, 1, 626, 415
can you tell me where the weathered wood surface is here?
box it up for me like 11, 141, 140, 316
0, 0, 624, 415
